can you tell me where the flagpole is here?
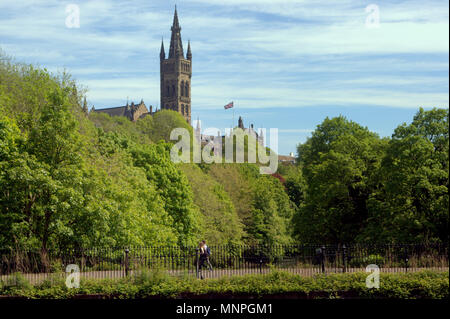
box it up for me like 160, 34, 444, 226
233, 104, 235, 129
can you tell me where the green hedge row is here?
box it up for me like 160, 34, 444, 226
0, 270, 448, 299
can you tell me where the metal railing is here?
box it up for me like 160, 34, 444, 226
0, 243, 448, 284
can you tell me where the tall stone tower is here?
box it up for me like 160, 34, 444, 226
160, 6, 192, 124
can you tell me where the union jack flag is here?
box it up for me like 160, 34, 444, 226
224, 101, 234, 109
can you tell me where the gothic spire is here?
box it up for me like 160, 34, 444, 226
172, 5, 180, 29
169, 6, 184, 59
82, 96, 88, 114
160, 38, 165, 60
187, 40, 192, 60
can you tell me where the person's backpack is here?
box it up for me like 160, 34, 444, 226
206, 246, 211, 256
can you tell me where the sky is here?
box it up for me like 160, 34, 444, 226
0, 0, 448, 155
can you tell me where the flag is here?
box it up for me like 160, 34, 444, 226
224, 101, 234, 109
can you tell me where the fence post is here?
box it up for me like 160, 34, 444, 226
259, 250, 263, 274
321, 246, 326, 273
404, 245, 409, 273
124, 248, 129, 277
195, 248, 199, 279
81, 248, 85, 273
342, 244, 347, 273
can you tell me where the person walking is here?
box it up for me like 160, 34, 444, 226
198, 241, 208, 279
202, 240, 213, 271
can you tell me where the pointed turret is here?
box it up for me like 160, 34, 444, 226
238, 116, 244, 129
169, 6, 184, 59
82, 96, 88, 114
187, 40, 192, 61
259, 128, 265, 146
195, 117, 201, 143
160, 38, 165, 60
172, 5, 180, 29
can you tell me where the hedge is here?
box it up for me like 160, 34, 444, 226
0, 270, 447, 299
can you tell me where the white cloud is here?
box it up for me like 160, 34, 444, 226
190, 84, 448, 110
0, 0, 448, 114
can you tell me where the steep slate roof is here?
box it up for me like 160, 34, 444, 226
93, 101, 151, 122
94, 106, 128, 117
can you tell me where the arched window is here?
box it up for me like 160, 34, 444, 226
185, 82, 189, 98
181, 104, 185, 115
181, 81, 184, 97
172, 85, 175, 97
166, 85, 170, 97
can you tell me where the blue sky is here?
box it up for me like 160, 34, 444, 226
1, 0, 448, 155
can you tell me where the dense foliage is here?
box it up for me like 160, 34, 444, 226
0, 56, 294, 250
1, 270, 447, 299
293, 110, 449, 244
0, 57, 197, 249
0, 54, 448, 251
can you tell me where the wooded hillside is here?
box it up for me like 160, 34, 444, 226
0, 55, 447, 251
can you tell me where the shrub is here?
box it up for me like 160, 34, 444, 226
3, 272, 32, 293
133, 264, 171, 287
0, 270, 447, 299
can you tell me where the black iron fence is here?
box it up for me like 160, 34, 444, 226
0, 243, 448, 284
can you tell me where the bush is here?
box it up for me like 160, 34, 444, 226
133, 265, 171, 287
2, 272, 32, 294
0, 270, 447, 299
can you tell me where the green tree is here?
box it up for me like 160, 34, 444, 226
131, 142, 201, 245
283, 165, 307, 208
0, 84, 87, 250
295, 116, 387, 243
363, 108, 449, 243
248, 176, 295, 246
149, 110, 192, 143
180, 164, 244, 245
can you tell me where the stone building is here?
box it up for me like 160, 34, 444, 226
92, 7, 191, 124
195, 116, 265, 149
236, 116, 265, 147
160, 6, 192, 124
92, 100, 153, 122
